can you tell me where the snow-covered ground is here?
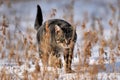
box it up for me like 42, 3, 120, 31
0, 0, 120, 80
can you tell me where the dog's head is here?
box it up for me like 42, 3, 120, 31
34, 5, 43, 30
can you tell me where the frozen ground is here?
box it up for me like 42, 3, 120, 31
0, 0, 120, 80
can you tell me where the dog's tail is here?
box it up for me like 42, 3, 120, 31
34, 5, 43, 30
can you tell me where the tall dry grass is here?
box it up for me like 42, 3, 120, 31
0, 0, 120, 80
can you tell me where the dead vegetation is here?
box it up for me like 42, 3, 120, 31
0, 0, 120, 80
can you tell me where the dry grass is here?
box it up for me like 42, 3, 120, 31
0, 0, 120, 80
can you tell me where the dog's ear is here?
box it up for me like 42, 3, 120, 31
34, 5, 43, 30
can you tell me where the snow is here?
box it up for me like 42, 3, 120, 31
0, 0, 120, 79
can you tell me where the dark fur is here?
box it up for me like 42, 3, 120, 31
34, 5, 77, 73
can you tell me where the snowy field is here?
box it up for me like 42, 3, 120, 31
0, 0, 120, 80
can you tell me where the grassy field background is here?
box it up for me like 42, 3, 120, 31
0, 0, 120, 80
